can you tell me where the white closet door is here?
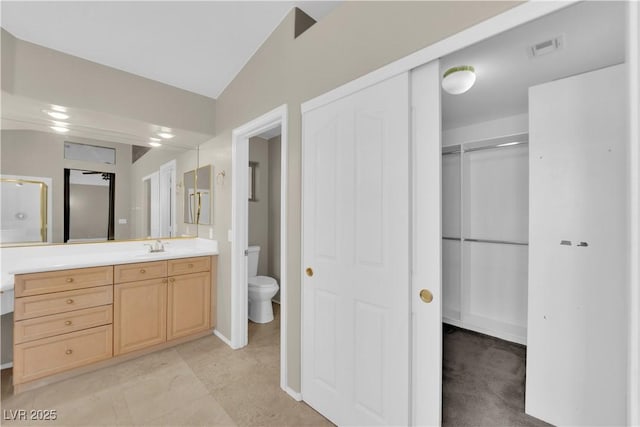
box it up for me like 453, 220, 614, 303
527, 64, 628, 426
302, 73, 410, 426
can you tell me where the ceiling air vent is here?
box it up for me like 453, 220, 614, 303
528, 35, 564, 57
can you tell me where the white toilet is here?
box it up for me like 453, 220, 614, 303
247, 246, 279, 323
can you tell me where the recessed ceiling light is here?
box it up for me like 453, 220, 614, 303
43, 110, 69, 120
157, 132, 175, 139
51, 121, 70, 127
149, 137, 161, 142
50, 126, 69, 133
149, 142, 162, 147
50, 105, 67, 113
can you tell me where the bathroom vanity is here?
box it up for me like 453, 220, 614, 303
1, 238, 218, 393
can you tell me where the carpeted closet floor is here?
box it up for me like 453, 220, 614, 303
442, 324, 552, 427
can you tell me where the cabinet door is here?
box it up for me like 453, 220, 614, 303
167, 272, 210, 340
114, 278, 167, 355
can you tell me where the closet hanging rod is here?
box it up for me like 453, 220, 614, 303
441, 236, 528, 246
464, 238, 528, 246
464, 141, 529, 153
442, 150, 461, 156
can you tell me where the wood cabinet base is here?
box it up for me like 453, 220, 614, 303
13, 329, 213, 395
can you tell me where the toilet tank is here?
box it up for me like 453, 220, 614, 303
247, 246, 260, 277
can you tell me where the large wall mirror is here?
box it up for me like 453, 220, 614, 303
0, 129, 203, 246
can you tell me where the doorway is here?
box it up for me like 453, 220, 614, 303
439, 2, 627, 425
230, 105, 291, 397
64, 168, 115, 243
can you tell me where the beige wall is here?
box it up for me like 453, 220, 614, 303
1, 130, 132, 242
199, 1, 521, 392
248, 137, 270, 276
69, 184, 110, 240
1, 29, 216, 135
268, 135, 281, 282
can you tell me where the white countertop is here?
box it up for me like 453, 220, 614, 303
1, 238, 219, 293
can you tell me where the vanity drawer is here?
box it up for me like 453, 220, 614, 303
168, 256, 211, 276
14, 286, 113, 321
13, 325, 113, 385
14, 266, 113, 298
15, 305, 113, 344
114, 261, 167, 284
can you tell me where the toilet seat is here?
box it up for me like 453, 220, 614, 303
248, 276, 278, 289
248, 276, 278, 288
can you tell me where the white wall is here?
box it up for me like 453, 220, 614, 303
443, 113, 528, 146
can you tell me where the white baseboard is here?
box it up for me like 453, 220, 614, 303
283, 385, 302, 401
1, 362, 13, 369
213, 329, 233, 348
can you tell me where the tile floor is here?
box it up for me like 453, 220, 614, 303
1, 304, 332, 426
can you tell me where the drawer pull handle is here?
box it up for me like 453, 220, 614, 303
169, 278, 175, 283
188, 263, 194, 268
66, 299, 74, 304
140, 269, 146, 274
162, 278, 168, 283
65, 349, 73, 355
64, 320, 72, 326
66, 278, 74, 283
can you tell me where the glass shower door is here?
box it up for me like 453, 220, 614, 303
1, 177, 49, 244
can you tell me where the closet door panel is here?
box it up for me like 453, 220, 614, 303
463, 146, 528, 242
442, 240, 461, 321
463, 241, 528, 343
442, 153, 460, 238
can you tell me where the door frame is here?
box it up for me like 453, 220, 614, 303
230, 104, 292, 397
300, 1, 639, 424
159, 159, 177, 237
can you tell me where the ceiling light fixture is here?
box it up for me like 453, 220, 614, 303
43, 110, 69, 120
442, 65, 476, 95
149, 142, 162, 147
50, 126, 69, 133
50, 105, 67, 113
157, 132, 174, 139
150, 137, 161, 142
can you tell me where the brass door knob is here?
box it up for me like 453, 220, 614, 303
65, 349, 73, 355
419, 289, 433, 303
66, 299, 74, 304
64, 320, 72, 326
66, 277, 74, 283
140, 269, 146, 274
305, 268, 314, 277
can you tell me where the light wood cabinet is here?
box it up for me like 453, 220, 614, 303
15, 305, 112, 344
13, 266, 114, 387
13, 325, 113, 385
14, 266, 113, 297
167, 272, 210, 340
14, 285, 113, 321
12, 255, 216, 391
113, 278, 167, 355
114, 261, 167, 284
113, 256, 212, 353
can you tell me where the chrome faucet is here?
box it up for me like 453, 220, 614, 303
145, 240, 165, 253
